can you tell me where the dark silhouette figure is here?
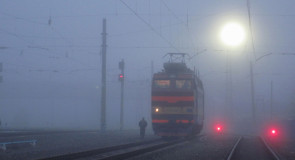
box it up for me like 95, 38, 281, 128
139, 117, 147, 139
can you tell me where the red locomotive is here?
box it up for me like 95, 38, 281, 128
151, 53, 204, 137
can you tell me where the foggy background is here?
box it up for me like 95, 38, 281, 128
0, 0, 294, 131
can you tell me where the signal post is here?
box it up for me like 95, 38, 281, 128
119, 59, 125, 130
101, 19, 107, 131
0, 63, 2, 83
0, 63, 2, 129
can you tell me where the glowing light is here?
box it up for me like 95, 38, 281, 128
220, 22, 246, 47
271, 129, 276, 135
118, 74, 124, 81
155, 108, 159, 112
216, 125, 222, 132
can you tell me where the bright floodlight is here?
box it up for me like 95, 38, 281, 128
220, 22, 245, 47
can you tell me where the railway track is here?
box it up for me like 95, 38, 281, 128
0, 130, 99, 137
226, 136, 281, 160
39, 135, 200, 160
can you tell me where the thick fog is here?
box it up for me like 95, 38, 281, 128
0, 1, 294, 132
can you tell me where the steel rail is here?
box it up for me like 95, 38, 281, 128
226, 136, 242, 160
38, 138, 161, 160
261, 137, 281, 160
99, 138, 190, 160
0, 130, 99, 137
39, 135, 201, 160
226, 136, 281, 160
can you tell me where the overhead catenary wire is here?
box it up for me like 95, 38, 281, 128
0, 17, 97, 69
246, 0, 257, 60
1, 2, 293, 61
120, 0, 180, 52
0, 11, 47, 25
0, 11, 77, 54
0, 28, 33, 44
3, 5, 284, 53
160, 0, 198, 54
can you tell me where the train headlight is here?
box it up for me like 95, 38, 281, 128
155, 108, 159, 112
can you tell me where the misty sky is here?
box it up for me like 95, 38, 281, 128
0, 0, 295, 130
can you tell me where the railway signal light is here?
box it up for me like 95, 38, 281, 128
272, 129, 276, 134
270, 129, 277, 135
217, 127, 221, 131
119, 73, 124, 81
266, 127, 278, 137
215, 125, 222, 133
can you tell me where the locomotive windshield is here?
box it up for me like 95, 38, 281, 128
153, 79, 192, 89
175, 80, 192, 89
153, 80, 171, 88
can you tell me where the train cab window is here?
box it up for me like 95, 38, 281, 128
153, 80, 170, 88
176, 80, 191, 89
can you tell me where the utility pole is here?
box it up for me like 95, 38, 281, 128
225, 50, 233, 122
270, 80, 273, 120
228, 51, 233, 121
250, 61, 256, 123
151, 61, 154, 78
0, 63, 2, 83
247, 0, 257, 128
119, 59, 125, 131
101, 19, 107, 131
0, 63, 2, 129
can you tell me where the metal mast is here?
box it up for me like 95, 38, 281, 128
250, 61, 256, 122
119, 59, 125, 130
101, 19, 107, 131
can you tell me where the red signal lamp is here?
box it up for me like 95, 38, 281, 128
216, 125, 222, 132
270, 129, 277, 135
272, 130, 276, 134
119, 74, 124, 81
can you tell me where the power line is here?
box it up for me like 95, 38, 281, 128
252, 13, 295, 17
0, 11, 77, 54
0, 28, 32, 44
120, 0, 180, 52
160, 0, 197, 53
246, 0, 257, 59
160, 0, 184, 24
0, 11, 47, 25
